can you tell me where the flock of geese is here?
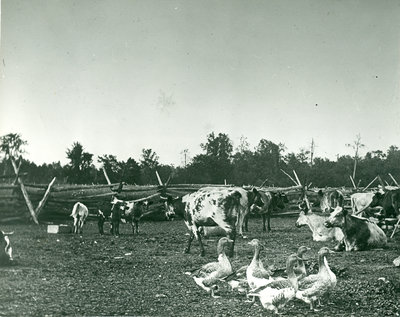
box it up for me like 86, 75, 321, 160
185, 237, 337, 315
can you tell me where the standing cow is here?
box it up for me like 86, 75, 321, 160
317, 189, 345, 213
324, 206, 387, 251
70, 202, 89, 234
370, 188, 400, 219
182, 187, 264, 257
243, 191, 288, 232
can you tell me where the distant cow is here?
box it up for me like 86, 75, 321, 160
108, 196, 152, 236
295, 205, 343, 242
243, 191, 288, 232
370, 189, 400, 219
70, 202, 89, 234
324, 206, 387, 251
0, 231, 13, 264
317, 189, 345, 213
160, 195, 176, 220
182, 187, 264, 257
350, 192, 377, 216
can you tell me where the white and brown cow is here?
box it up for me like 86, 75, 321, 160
243, 190, 288, 232
0, 231, 13, 264
182, 187, 264, 257
70, 202, 89, 234
108, 196, 151, 236
324, 206, 387, 251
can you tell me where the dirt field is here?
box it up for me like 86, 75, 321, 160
0, 216, 399, 317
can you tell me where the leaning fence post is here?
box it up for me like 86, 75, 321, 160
35, 177, 57, 217
10, 157, 39, 224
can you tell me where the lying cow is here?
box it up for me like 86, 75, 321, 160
370, 188, 400, 219
70, 202, 89, 234
324, 206, 387, 251
317, 189, 345, 213
182, 187, 264, 257
243, 191, 288, 232
295, 205, 343, 242
0, 231, 13, 264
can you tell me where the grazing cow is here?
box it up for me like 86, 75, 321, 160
243, 191, 288, 232
109, 196, 152, 236
0, 231, 13, 264
370, 189, 400, 219
70, 202, 89, 234
295, 206, 344, 242
324, 206, 387, 251
317, 189, 345, 213
182, 187, 264, 257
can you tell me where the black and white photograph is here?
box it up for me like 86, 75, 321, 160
0, 0, 399, 316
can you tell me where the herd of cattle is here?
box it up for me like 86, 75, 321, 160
0, 184, 399, 264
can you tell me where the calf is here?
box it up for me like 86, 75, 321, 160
324, 206, 387, 251
0, 231, 13, 264
370, 188, 400, 219
295, 207, 343, 242
317, 189, 345, 213
182, 187, 264, 257
70, 202, 89, 234
243, 191, 288, 232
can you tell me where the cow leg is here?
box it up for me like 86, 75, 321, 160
135, 220, 139, 234
114, 220, 120, 237
262, 214, 267, 232
267, 212, 272, 232
98, 217, 105, 235
184, 231, 195, 254
73, 217, 79, 234
334, 239, 345, 252
197, 230, 206, 257
243, 215, 249, 232
226, 229, 236, 258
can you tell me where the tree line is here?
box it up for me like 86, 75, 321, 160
0, 132, 399, 187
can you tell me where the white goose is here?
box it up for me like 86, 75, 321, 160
247, 254, 299, 315
296, 247, 336, 311
246, 239, 273, 290
186, 237, 234, 298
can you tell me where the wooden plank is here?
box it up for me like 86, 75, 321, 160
10, 157, 39, 224
35, 177, 56, 217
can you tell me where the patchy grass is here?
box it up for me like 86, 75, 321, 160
0, 217, 399, 316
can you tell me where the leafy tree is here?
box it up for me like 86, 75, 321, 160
65, 142, 94, 184
140, 149, 159, 184
0, 133, 28, 159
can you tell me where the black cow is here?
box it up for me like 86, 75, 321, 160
370, 188, 400, 218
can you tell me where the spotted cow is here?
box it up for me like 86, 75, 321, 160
324, 206, 387, 251
243, 191, 288, 232
182, 187, 264, 257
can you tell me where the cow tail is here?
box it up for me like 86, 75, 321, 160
70, 203, 78, 217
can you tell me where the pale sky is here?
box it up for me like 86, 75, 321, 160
1, 0, 400, 166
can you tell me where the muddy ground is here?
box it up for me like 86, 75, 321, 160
0, 216, 399, 316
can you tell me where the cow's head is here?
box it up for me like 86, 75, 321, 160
248, 188, 265, 212
370, 191, 385, 208
160, 195, 176, 220
110, 196, 125, 211
317, 190, 332, 213
324, 206, 348, 228
272, 192, 288, 210
295, 210, 309, 228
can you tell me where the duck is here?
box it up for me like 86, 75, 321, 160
296, 247, 336, 311
246, 239, 274, 290
186, 237, 234, 298
294, 246, 310, 280
247, 254, 299, 315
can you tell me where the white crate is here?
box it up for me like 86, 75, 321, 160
47, 224, 72, 234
